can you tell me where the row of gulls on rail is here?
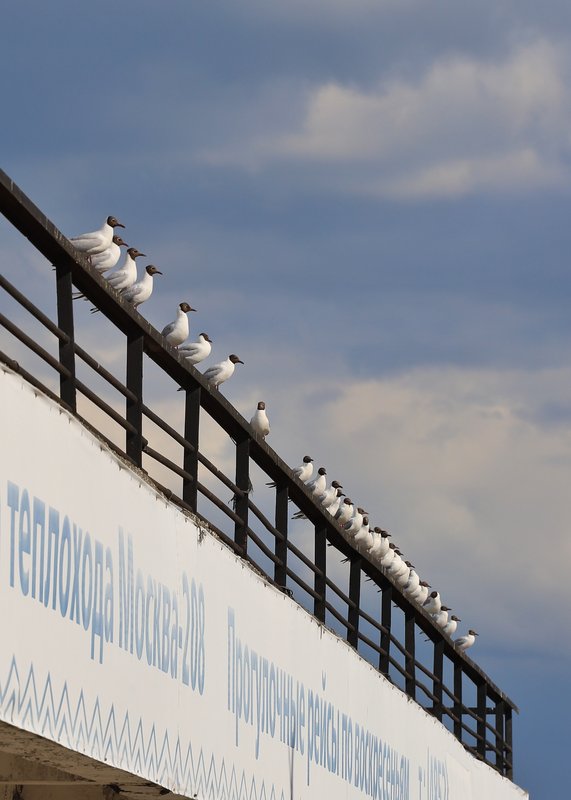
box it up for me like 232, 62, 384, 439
70, 218, 474, 651
69, 216, 248, 395
281, 456, 477, 652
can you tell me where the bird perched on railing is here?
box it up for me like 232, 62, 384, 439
121, 265, 162, 309
178, 333, 213, 365
161, 302, 197, 347
266, 455, 313, 488
423, 590, 442, 615
91, 234, 129, 273
70, 216, 125, 254
202, 354, 244, 389
250, 401, 270, 438
106, 247, 147, 291
433, 605, 452, 628
442, 615, 461, 637
334, 497, 354, 526
454, 629, 478, 651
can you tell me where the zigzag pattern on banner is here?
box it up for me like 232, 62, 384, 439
0, 656, 286, 800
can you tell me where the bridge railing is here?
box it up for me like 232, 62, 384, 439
0, 169, 516, 778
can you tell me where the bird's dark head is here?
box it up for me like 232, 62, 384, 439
451, 615, 461, 622
343, 497, 352, 505
180, 302, 197, 313
229, 354, 244, 364
362, 516, 369, 526
257, 401, 266, 410
429, 591, 438, 599
303, 455, 313, 463
331, 480, 342, 489
317, 467, 327, 476
441, 605, 451, 611
128, 247, 146, 258
112, 235, 128, 246
146, 265, 162, 275
200, 332, 213, 343
469, 630, 478, 635
107, 216, 125, 228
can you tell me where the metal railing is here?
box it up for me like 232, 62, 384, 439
0, 169, 517, 778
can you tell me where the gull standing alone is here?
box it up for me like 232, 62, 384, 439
250, 401, 270, 438
70, 216, 125, 254
161, 302, 197, 347
202, 354, 244, 389
122, 265, 162, 309
178, 333, 213, 365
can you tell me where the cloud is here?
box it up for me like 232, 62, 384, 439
201, 39, 571, 197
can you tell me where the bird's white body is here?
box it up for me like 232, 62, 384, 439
379, 546, 396, 569
250, 405, 270, 438
396, 564, 412, 586
294, 459, 314, 483
414, 584, 430, 605
326, 490, 343, 516
90, 237, 125, 273
353, 520, 370, 546
202, 356, 241, 389
423, 592, 442, 615
344, 508, 364, 536
122, 266, 160, 309
106, 250, 139, 291
178, 334, 212, 365
335, 500, 354, 526
455, 631, 477, 652
442, 617, 460, 637
403, 570, 420, 595
70, 219, 115, 255
307, 470, 327, 497
162, 306, 192, 347
433, 608, 450, 628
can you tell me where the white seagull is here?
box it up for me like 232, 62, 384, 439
454, 630, 478, 652
422, 591, 442, 615
306, 467, 327, 497
334, 497, 354, 526
122, 265, 162, 309
318, 481, 343, 510
90, 234, 129, 273
326, 486, 344, 516
432, 605, 452, 628
266, 455, 313, 488
345, 506, 366, 536
411, 580, 431, 605
161, 302, 197, 347
178, 333, 213, 365
250, 401, 270, 438
202, 354, 244, 389
442, 615, 461, 637
106, 247, 147, 291
70, 216, 125, 254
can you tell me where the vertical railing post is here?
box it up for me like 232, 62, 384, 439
274, 483, 289, 589
495, 700, 505, 774
314, 525, 327, 622
54, 264, 76, 412
433, 638, 444, 721
380, 585, 392, 676
125, 331, 144, 466
347, 557, 361, 649
234, 435, 250, 552
505, 706, 513, 779
453, 662, 463, 742
405, 608, 416, 699
477, 681, 487, 761
183, 384, 200, 511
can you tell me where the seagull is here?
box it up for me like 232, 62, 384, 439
70, 216, 125, 255
411, 580, 431, 605
345, 506, 366, 536
90, 234, 129, 273
306, 467, 327, 497
396, 561, 414, 586
370, 528, 391, 560
106, 247, 147, 291
202, 354, 244, 389
326, 486, 344, 516
379, 542, 397, 569
454, 630, 478, 652
161, 302, 197, 347
121, 265, 162, 309
403, 568, 420, 595
353, 517, 371, 546
178, 333, 212, 365
442, 615, 461, 637
432, 605, 452, 628
318, 481, 343, 510
250, 401, 270, 438
266, 455, 313, 488
334, 497, 354, 526
422, 591, 441, 615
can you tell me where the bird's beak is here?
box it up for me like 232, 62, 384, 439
190, 307, 197, 312
237, 359, 244, 364
155, 269, 163, 275
116, 222, 126, 228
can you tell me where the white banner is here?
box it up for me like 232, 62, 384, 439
0, 366, 527, 800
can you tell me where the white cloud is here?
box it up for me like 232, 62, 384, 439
201, 39, 571, 197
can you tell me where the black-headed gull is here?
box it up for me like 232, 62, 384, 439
442, 615, 461, 637
122, 265, 162, 309
161, 302, 197, 347
250, 401, 270, 438
91, 234, 129, 273
423, 590, 442, 615
178, 333, 212, 365
70, 216, 125, 254
202, 354, 243, 389
106, 247, 147, 291
454, 630, 478, 651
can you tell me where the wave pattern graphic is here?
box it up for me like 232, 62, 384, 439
0, 656, 286, 800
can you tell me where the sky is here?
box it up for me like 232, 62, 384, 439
2, 1, 571, 795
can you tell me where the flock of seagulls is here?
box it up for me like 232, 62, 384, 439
275, 456, 479, 652
70, 215, 478, 654
70, 217, 246, 393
